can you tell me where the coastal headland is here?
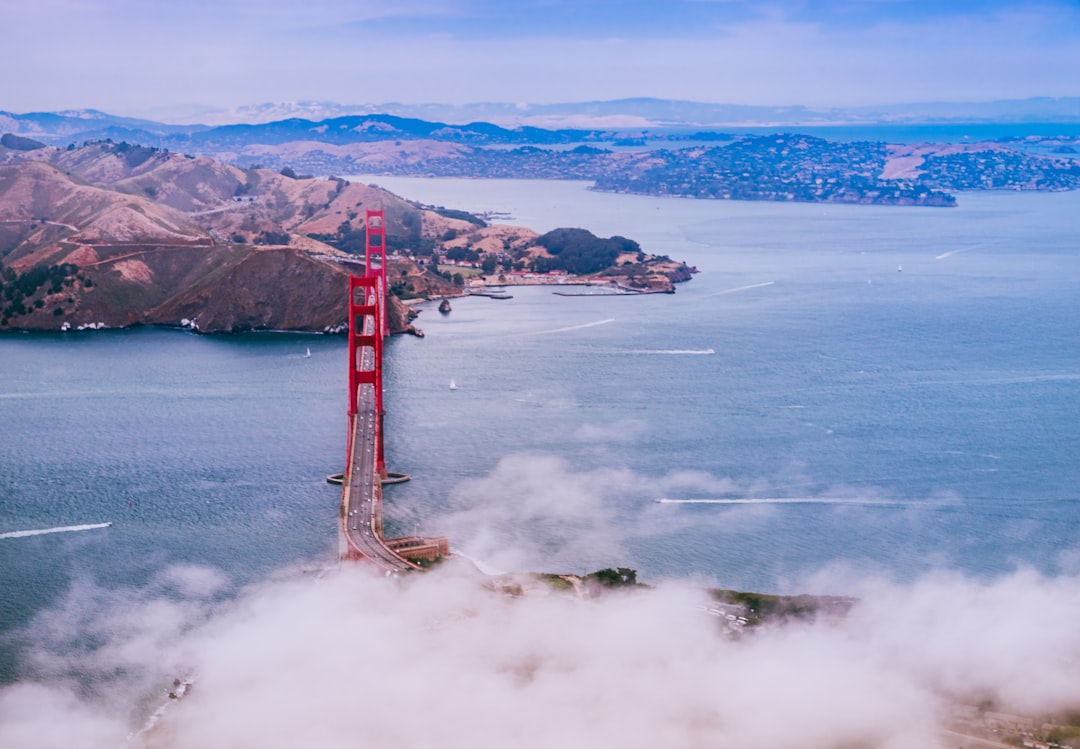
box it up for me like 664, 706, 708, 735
0, 140, 694, 333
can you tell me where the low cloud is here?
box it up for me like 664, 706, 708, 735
425, 452, 969, 581
433, 453, 638, 572
3, 564, 1080, 749
3, 456, 1079, 748
847, 570, 1080, 715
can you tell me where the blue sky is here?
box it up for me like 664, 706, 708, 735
5, 0, 1080, 118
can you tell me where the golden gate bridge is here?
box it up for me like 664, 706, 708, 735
338, 209, 448, 570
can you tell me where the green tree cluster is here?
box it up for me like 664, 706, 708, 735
254, 230, 290, 245
431, 207, 486, 226
444, 247, 480, 262
1, 133, 47, 151
584, 567, 638, 587
307, 221, 366, 254
535, 228, 640, 274
1, 263, 79, 323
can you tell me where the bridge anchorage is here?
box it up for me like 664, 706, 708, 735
339, 209, 449, 571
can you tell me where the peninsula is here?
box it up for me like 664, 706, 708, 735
0, 140, 693, 333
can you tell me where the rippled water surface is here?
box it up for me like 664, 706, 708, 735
3, 180, 1079, 680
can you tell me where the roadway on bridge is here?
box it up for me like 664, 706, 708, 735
341, 319, 416, 572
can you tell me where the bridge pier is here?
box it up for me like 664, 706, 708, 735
326, 472, 409, 486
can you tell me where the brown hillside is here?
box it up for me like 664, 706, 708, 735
44, 143, 245, 213
0, 161, 208, 269
144, 247, 350, 333
0, 157, 356, 332
2, 141, 692, 332
111, 156, 246, 212
881, 142, 1013, 180
50, 142, 174, 184
238, 139, 472, 171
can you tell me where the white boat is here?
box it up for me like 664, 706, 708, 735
450, 379, 458, 390
304, 347, 311, 358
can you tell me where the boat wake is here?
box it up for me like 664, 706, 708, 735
706, 280, 775, 297
0, 522, 112, 540
935, 248, 971, 260
655, 498, 905, 507
526, 318, 616, 336
626, 349, 716, 355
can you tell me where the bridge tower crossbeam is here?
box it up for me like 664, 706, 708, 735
364, 208, 390, 338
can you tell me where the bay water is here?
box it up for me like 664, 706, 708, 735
2, 178, 1079, 682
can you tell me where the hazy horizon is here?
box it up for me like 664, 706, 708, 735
10, 94, 1080, 131
5, 0, 1080, 120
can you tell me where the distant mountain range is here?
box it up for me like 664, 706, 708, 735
375, 96, 1080, 129
4, 97, 1080, 147
118, 96, 1080, 128
5, 97, 1080, 223
0, 110, 608, 149
0, 109, 202, 141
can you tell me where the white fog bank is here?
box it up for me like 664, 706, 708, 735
3, 562, 1080, 749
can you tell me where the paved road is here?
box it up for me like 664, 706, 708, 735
341, 303, 415, 572
0, 219, 80, 232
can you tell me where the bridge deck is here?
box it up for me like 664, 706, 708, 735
340, 212, 446, 571
341, 383, 417, 571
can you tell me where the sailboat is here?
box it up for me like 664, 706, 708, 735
449, 379, 458, 390
304, 347, 311, 358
